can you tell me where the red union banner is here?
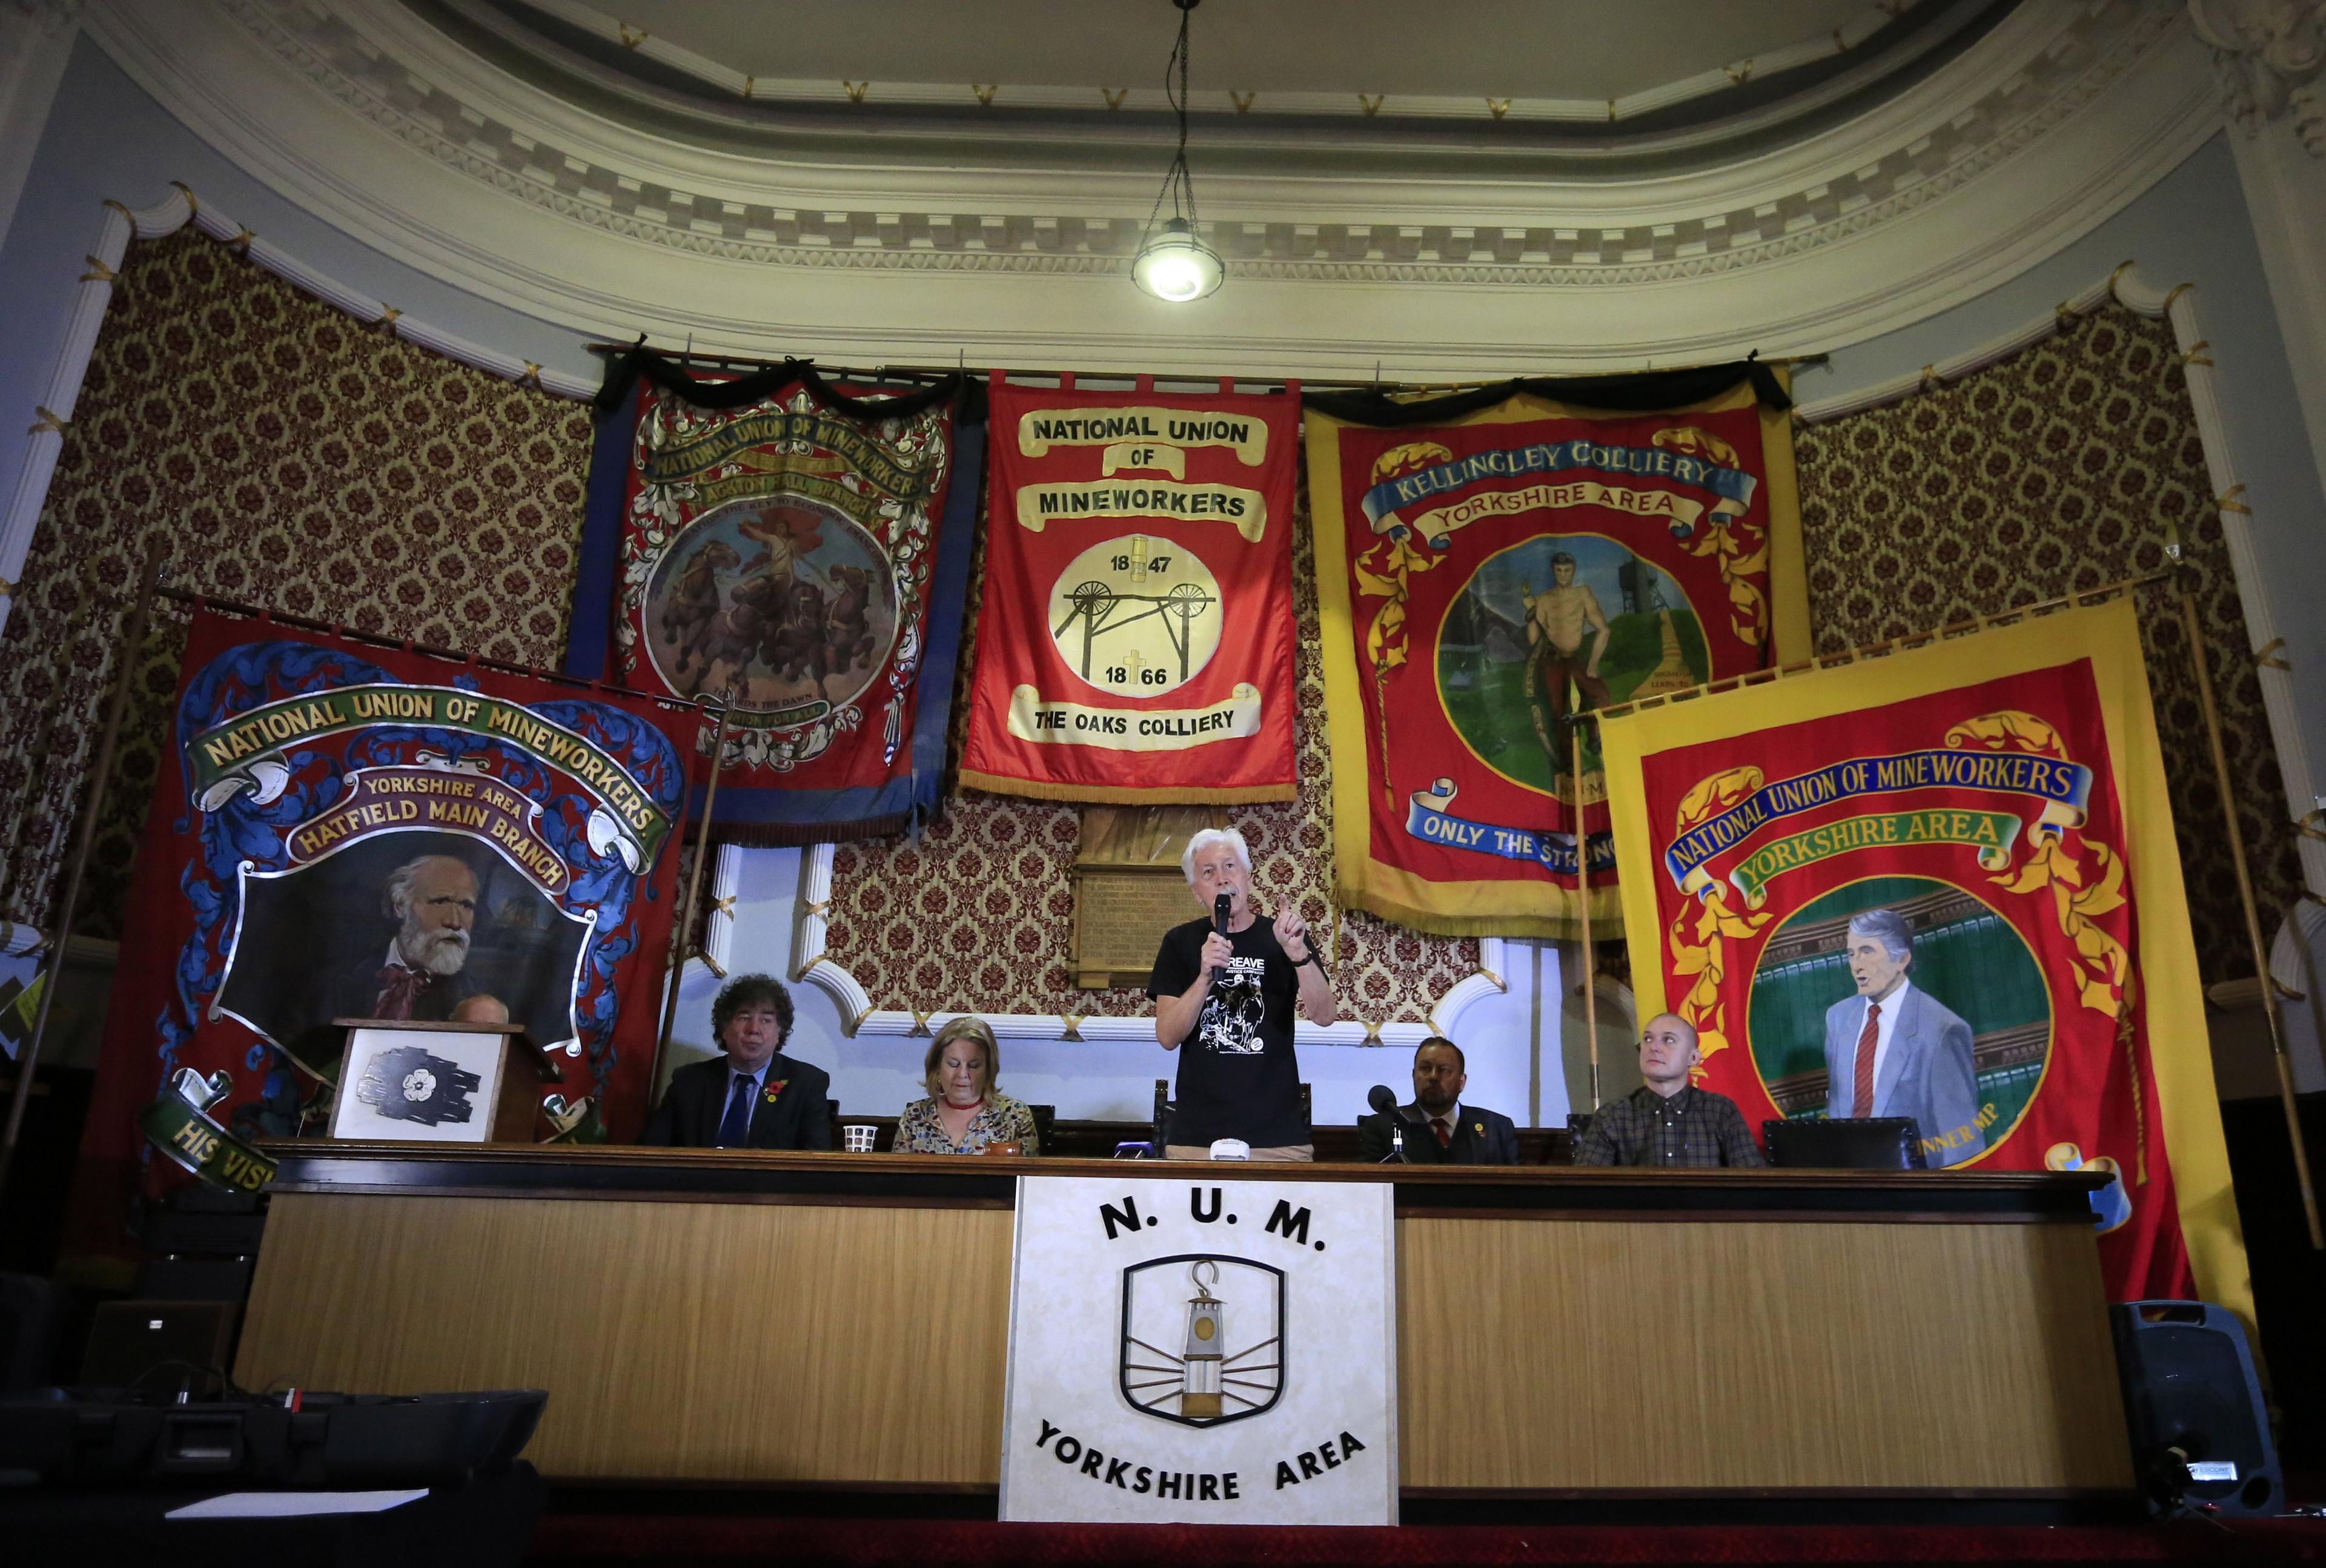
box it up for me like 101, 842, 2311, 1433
566, 356, 982, 844
960, 378, 1300, 804
1309, 383, 1806, 936
1600, 599, 2247, 1312
66, 610, 697, 1262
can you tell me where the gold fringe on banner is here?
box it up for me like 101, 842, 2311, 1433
956, 771, 1296, 807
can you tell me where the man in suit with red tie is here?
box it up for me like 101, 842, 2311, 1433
1822, 908, 1984, 1167
640, 974, 832, 1150
1356, 1037, 1519, 1164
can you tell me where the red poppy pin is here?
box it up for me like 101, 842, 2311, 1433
762, 1079, 789, 1106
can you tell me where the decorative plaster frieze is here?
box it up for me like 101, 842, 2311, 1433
503, 0, 1934, 130
74, 0, 2222, 373
6, 1, 84, 38
2189, 0, 2326, 153
207, 0, 2185, 286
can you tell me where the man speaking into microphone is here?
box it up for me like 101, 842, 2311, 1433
1148, 827, 1337, 1161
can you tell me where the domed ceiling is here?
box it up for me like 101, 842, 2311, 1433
429, 0, 2018, 174
85, 0, 2225, 373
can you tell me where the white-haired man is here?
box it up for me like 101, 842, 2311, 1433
1822, 908, 1984, 1167
1147, 827, 1336, 1160
333, 852, 505, 1025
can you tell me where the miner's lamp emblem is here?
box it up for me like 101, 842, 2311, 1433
1118, 1254, 1284, 1427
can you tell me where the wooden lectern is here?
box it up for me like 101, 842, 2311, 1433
328, 1019, 559, 1145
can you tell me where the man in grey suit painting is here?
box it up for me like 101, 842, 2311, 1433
1823, 908, 1985, 1167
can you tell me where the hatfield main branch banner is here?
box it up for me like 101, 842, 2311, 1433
68, 612, 695, 1252
570, 356, 981, 842
1310, 374, 1807, 936
961, 379, 1300, 803
1600, 598, 2247, 1312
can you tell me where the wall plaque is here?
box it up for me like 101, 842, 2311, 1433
1071, 807, 1222, 989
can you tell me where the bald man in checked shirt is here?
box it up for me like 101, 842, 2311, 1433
1572, 1013, 1764, 1168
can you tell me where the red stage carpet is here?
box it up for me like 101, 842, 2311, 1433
528, 1515, 2326, 1567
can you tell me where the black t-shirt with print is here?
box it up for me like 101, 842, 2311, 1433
1147, 914, 1307, 1149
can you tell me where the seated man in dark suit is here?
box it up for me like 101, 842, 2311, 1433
639, 973, 832, 1150
1356, 1036, 1520, 1164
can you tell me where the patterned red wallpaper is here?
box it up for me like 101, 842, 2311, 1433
1794, 305, 2301, 985
2, 238, 2293, 1014
0, 232, 595, 941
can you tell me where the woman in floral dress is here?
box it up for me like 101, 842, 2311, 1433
896, 1016, 1038, 1155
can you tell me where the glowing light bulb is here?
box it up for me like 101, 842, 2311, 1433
1131, 218, 1223, 303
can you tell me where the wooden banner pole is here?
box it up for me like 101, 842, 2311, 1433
0, 537, 168, 1203
652, 699, 733, 1094
2174, 572, 2324, 1249
1571, 706, 1600, 1111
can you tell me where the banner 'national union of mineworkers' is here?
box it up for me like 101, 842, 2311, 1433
570, 356, 981, 842
1599, 598, 2246, 1313
67, 611, 696, 1256
961, 379, 1300, 804
1309, 374, 1806, 937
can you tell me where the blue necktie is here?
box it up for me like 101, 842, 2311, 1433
717, 1073, 754, 1147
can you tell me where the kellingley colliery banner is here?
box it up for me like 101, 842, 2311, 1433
571, 355, 981, 841
1599, 598, 2247, 1313
68, 610, 694, 1254
1308, 372, 1806, 936
962, 379, 1301, 803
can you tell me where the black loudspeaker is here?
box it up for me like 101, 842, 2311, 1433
2111, 1300, 2281, 1517
0, 1274, 66, 1392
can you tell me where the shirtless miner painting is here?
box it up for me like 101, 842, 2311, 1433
1523, 552, 1612, 749
1434, 535, 1709, 795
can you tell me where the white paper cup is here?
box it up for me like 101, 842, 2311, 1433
841, 1123, 878, 1153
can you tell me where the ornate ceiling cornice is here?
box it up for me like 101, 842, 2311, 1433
2188, 0, 2326, 154
437, 0, 2007, 156
78, 0, 2226, 374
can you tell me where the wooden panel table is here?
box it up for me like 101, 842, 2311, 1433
234, 1148, 2129, 1502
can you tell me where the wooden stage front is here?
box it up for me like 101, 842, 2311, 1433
233, 1148, 2128, 1503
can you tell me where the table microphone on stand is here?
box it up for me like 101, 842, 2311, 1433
1212, 892, 1232, 984
1368, 1084, 1408, 1163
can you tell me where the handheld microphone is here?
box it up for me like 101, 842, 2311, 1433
1367, 1084, 1407, 1163
1211, 893, 1232, 984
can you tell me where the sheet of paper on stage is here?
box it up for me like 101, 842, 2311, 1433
166, 1488, 428, 1518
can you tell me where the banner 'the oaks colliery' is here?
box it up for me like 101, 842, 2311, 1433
1599, 598, 2245, 1312
571, 356, 981, 841
1308, 371, 1807, 937
961, 378, 1300, 803
68, 610, 696, 1256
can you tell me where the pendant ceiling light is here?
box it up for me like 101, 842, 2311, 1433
1132, 0, 1223, 303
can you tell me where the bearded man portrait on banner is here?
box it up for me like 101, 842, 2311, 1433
330, 852, 508, 1026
